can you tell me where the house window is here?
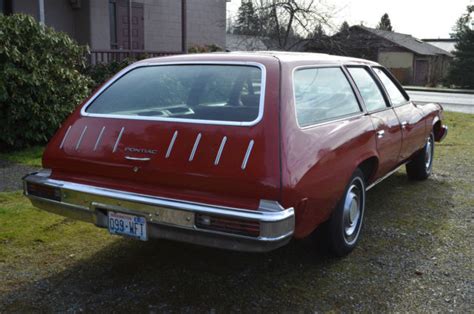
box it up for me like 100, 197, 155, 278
109, 1, 118, 49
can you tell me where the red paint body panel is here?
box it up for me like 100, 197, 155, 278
41, 52, 446, 240
43, 55, 281, 210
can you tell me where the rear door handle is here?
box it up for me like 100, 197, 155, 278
377, 130, 385, 138
124, 156, 151, 161
401, 121, 408, 128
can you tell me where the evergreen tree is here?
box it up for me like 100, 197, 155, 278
447, 5, 474, 88
377, 13, 393, 31
234, 0, 260, 35
311, 23, 326, 38
339, 21, 350, 33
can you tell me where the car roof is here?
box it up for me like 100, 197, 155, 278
231, 51, 379, 65
142, 51, 380, 66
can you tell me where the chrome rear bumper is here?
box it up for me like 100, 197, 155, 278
23, 171, 294, 252
437, 125, 448, 142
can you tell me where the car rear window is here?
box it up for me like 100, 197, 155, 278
84, 64, 263, 124
293, 67, 361, 127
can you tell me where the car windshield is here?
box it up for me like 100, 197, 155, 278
85, 64, 263, 123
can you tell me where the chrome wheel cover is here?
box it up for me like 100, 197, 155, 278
342, 177, 365, 245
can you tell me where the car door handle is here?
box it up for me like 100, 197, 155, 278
401, 121, 408, 128
376, 130, 385, 138
124, 156, 151, 161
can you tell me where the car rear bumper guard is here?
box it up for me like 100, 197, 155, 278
23, 170, 294, 252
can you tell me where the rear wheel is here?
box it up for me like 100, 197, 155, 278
406, 133, 434, 181
328, 169, 366, 257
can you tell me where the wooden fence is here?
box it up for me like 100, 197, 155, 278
87, 50, 182, 65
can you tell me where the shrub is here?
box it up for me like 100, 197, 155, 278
188, 44, 223, 53
0, 14, 92, 150
82, 58, 134, 90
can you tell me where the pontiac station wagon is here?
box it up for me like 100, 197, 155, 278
23, 52, 448, 256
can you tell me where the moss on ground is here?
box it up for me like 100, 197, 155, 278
0, 146, 44, 167
0, 111, 472, 312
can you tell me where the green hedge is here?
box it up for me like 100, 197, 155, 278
0, 14, 91, 150
83, 59, 134, 90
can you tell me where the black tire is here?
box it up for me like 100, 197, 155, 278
406, 133, 434, 181
328, 168, 366, 257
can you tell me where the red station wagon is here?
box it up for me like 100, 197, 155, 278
23, 52, 448, 256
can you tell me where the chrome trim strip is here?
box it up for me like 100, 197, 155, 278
166, 130, 178, 158
93, 126, 106, 151
23, 172, 295, 251
23, 174, 294, 223
112, 127, 125, 153
75, 126, 88, 151
59, 125, 72, 149
79, 61, 267, 127
438, 125, 448, 142
214, 136, 227, 166
366, 164, 404, 191
189, 133, 202, 162
241, 139, 254, 170
124, 156, 151, 161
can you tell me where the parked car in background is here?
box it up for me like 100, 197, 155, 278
23, 52, 448, 256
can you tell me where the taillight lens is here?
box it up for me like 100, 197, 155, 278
195, 214, 260, 237
26, 183, 61, 201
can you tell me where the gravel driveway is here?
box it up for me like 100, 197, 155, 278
0, 159, 39, 192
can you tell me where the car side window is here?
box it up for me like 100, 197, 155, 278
373, 67, 408, 106
293, 67, 361, 127
347, 67, 388, 112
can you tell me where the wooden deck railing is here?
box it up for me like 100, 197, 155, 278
87, 50, 182, 65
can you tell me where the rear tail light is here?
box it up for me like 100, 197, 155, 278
195, 214, 260, 237
26, 183, 61, 201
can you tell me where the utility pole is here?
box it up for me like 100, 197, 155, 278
38, 0, 45, 25
181, 0, 187, 53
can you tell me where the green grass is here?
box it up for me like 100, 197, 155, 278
0, 146, 44, 167
0, 111, 472, 311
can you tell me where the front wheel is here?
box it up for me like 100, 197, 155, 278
406, 133, 434, 181
328, 169, 366, 257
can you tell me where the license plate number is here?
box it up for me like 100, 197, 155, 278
108, 211, 147, 241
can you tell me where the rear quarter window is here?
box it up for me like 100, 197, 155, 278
347, 67, 388, 112
84, 64, 263, 124
293, 67, 361, 127
373, 67, 408, 106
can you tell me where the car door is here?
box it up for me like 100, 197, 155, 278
346, 66, 402, 178
372, 67, 426, 161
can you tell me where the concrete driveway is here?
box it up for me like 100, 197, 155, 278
407, 91, 474, 114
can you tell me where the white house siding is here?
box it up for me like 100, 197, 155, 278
186, 0, 226, 49
378, 51, 415, 84
143, 0, 182, 51
11, 0, 38, 19
144, 0, 227, 51
89, 0, 110, 50
378, 51, 414, 68
12, 0, 90, 46
10, 0, 226, 52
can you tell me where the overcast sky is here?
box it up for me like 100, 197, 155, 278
226, 0, 471, 39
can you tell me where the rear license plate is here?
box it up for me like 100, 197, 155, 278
108, 211, 147, 241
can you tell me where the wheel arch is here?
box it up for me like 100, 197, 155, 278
432, 119, 443, 141
356, 156, 379, 185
